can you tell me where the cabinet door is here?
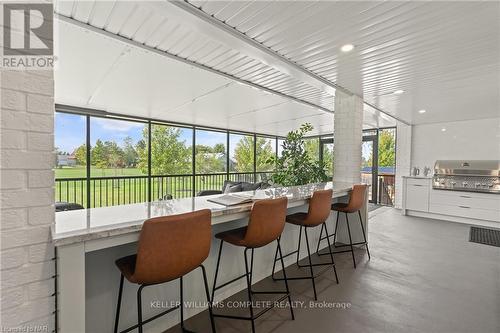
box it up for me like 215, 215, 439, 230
406, 183, 429, 211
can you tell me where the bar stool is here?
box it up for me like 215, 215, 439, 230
317, 184, 370, 268
211, 197, 294, 333
272, 189, 339, 301
113, 209, 216, 333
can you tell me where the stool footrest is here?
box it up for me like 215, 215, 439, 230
119, 305, 179, 333
213, 294, 290, 321
213, 273, 248, 292
278, 249, 298, 260
273, 265, 331, 281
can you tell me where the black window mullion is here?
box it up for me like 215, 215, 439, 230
192, 127, 196, 197
147, 121, 152, 202
226, 130, 229, 180
253, 133, 257, 182
85, 115, 91, 209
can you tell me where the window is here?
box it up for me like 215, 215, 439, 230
55, 113, 86, 177
229, 133, 254, 173
54, 109, 280, 208
150, 124, 193, 200
90, 117, 146, 176
195, 129, 227, 174
55, 112, 87, 205
256, 136, 276, 172
322, 142, 334, 176
277, 138, 285, 157
150, 124, 192, 175
89, 117, 147, 206
304, 137, 320, 161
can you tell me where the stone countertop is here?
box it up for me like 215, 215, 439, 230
402, 175, 432, 179
52, 181, 357, 247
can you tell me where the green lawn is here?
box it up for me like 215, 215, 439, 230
55, 166, 270, 208
55, 166, 145, 178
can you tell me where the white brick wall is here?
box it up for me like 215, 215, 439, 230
394, 121, 412, 208
1, 68, 55, 331
333, 90, 363, 183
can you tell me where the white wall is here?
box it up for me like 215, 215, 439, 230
0, 69, 55, 330
411, 117, 500, 170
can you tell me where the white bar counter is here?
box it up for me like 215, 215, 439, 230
52, 181, 368, 332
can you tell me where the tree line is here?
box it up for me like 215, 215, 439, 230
66, 126, 276, 175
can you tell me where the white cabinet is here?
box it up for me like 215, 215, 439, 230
429, 190, 500, 222
402, 176, 500, 224
403, 177, 430, 212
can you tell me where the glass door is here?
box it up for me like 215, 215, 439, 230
361, 134, 378, 203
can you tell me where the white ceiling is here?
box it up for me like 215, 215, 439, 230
53, 0, 500, 129
54, 7, 395, 136
185, 0, 500, 124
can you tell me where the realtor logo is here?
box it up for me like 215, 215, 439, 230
1, 2, 54, 69
3, 3, 53, 56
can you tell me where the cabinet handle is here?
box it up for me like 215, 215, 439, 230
459, 206, 470, 209
412, 184, 423, 187
460, 196, 471, 198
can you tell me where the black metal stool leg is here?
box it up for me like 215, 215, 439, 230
180, 276, 187, 332
114, 274, 124, 333
244, 248, 256, 333
277, 237, 295, 320
323, 223, 339, 284
358, 211, 370, 259
304, 228, 318, 301
296, 226, 303, 266
345, 213, 356, 268
316, 223, 325, 253
249, 248, 255, 287
137, 285, 145, 333
200, 265, 217, 333
211, 240, 224, 303
271, 241, 279, 279
332, 211, 339, 247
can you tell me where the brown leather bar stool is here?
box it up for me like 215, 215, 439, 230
317, 184, 370, 268
272, 189, 339, 301
211, 197, 294, 333
113, 209, 216, 333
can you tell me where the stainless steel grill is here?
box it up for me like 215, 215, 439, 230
433, 160, 500, 194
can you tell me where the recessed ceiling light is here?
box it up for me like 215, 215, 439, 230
393, 90, 405, 95
441, 128, 446, 132
418, 109, 426, 114
340, 44, 354, 52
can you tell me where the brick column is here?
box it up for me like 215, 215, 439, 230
1, 69, 55, 330
394, 121, 412, 208
333, 90, 363, 183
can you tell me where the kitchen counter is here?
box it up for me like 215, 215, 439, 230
52, 181, 355, 247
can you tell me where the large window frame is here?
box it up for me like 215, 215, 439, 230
55, 105, 282, 208
306, 127, 397, 205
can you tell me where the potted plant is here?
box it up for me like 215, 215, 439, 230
269, 123, 329, 186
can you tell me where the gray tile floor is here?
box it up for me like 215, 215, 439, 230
165, 208, 500, 333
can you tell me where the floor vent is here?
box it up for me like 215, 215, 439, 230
469, 227, 500, 247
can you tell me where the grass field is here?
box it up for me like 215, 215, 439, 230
55, 167, 266, 208
55, 166, 145, 178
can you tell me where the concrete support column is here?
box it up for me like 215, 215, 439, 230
333, 90, 364, 183
394, 121, 412, 208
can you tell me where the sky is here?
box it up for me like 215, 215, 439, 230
55, 113, 247, 154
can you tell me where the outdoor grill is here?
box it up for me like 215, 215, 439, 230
433, 160, 500, 194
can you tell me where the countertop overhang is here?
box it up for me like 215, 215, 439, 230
52, 181, 359, 247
